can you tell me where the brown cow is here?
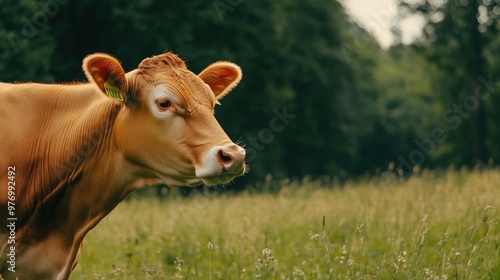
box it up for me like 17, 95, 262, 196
0, 52, 246, 279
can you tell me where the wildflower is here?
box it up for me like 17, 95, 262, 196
341, 245, 348, 255
262, 248, 276, 262
255, 247, 278, 271
310, 233, 323, 240
292, 267, 305, 277
174, 257, 184, 272
207, 242, 214, 280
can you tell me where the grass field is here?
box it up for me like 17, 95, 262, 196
71, 169, 499, 279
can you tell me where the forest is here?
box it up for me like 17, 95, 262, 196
1, 0, 499, 188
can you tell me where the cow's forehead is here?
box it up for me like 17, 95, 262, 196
136, 53, 215, 111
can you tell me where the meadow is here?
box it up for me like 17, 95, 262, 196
71, 169, 499, 279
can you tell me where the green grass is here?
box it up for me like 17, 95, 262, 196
71, 168, 499, 279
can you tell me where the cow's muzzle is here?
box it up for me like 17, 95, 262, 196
217, 145, 246, 174
195, 144, 246, 185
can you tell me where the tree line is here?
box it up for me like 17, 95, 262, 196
1, 0, 499, 188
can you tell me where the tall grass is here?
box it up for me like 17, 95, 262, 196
71, 168, 499, 279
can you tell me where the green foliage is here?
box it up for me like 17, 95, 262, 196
399, 0, 500, 167
72, 169, 500, 279
367, 45, 442, 170
0, 0, 56, 82
1, 0, 499, 183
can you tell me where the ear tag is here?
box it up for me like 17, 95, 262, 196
215, 99, 221, 105
104, 78, 124, 101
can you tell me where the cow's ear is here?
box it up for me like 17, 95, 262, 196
83, 53, 130, 103
198, 62, 242, 100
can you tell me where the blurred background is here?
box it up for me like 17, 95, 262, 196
1, 0, 499, 191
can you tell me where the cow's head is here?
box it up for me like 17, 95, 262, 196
83, 52, 246, 187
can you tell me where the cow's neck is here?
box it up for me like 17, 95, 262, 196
55, 142, 160, 236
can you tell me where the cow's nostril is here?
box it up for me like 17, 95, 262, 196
218, 150, 232, 163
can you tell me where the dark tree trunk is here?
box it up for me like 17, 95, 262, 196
469, 1, 488, 165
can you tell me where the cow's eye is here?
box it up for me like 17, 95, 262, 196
156, 99, 172, 110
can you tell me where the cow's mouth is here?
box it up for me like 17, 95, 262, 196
200, 165, 247, 186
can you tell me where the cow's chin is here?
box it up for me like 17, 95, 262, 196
156, 174, 236, 187
200, 173, 238, 186
154, 173, 203, 188
195, 165, 246, 186
153, 161, 245, 187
